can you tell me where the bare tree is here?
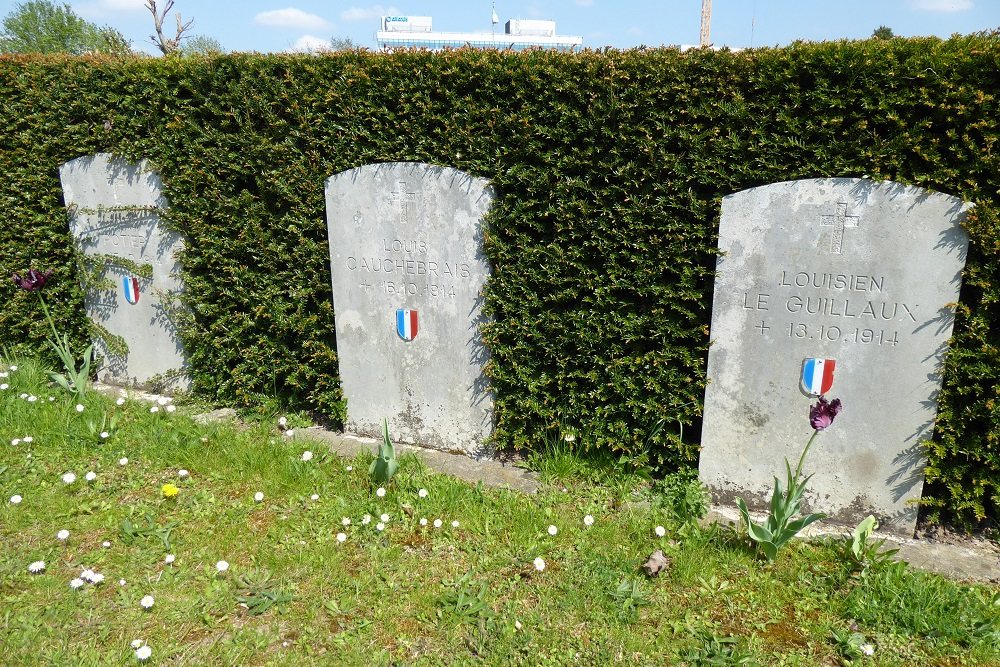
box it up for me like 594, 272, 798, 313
145, 0, 192, 55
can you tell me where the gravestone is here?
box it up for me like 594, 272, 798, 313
59, 153, 188, 390
700, 178, 970, 535
325, 162, 494, 453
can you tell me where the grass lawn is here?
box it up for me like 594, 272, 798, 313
2, 357, 998, 666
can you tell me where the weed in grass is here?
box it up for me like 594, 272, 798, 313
609, 578, 651, 620
680, 630, 760, 666
236, 568, 294, 616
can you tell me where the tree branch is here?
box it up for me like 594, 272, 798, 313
145, 0, 193, 55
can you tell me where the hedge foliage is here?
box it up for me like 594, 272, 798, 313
1, 36, 998, 527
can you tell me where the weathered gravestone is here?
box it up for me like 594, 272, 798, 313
325, 162, 494, 453
700, 178, 970, 535
59, 153, 188, 390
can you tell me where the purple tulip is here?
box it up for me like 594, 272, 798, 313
809, 396, 842, 431
12, 269, 53, 292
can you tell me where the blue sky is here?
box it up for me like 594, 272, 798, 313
1, 0, 998, 53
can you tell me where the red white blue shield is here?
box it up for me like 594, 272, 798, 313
396, 308, 418, 341
122, 275, 140, 305
801, 358, 835, 395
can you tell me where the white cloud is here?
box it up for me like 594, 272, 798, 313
910, 0, 973, 11
288, 34, 332, 52
255, 8, 333, 31
340, 6, 402, 22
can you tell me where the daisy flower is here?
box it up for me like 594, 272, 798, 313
215, 560, 229, 572
28, 560, 46, 573
375, 487, 386, 497
119, 457, 128, 466
70, 578, 84, 589
165, 404, 176, 413
139, 595, 154, 609
85, 471, 97, 482
130, 640, 143, 649
336, 532, 347, 543
100, 431, 109, 439
418, 488, 428, 498
654, 526, 666, 537
433, 519, 443, 528
341, 517, 351, 526
62, 472, 76, 484
583, 515, 595, 526
278, 416, 288, 428
75, 404, 85, 413
11, 438, 20, 446
533, 557, 546, 572
102, 541, 111, 548
254, 491, 264, 502
301, 450, 313, 461
149, 406, 159, 414
345, 465, 353, 472
165, 554, 175, 564
310, 494, 319, 501
547, 525, 558, 536
23, 436, 32, 443
89, 572, 105, 585
116, 397, 126, 406
56, 529, 70, 541
177, 469, 189, 478
135, 645, 152, 661
10, 494, 22, 504
361, 514, 372, 525
380, 513, 390, 522
419, 518, 428, 526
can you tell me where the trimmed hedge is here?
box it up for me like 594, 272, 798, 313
1, 36, 998, 527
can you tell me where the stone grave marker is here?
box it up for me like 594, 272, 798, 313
700, 178, 970, 535
59, 153, 188, 390
325, 162, 494, 453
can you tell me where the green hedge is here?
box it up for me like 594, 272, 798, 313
1, 37, 998, 527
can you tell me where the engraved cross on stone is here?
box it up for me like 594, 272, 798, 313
820, 202, 860, 255
388, 181, 418, 225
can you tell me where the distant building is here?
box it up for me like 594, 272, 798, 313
376, 16, 582, 52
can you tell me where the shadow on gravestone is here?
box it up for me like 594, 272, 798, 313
325, 162, 495, 455
59, 153, 189, 392
699, 178, 970, 537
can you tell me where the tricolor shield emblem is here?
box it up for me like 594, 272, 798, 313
801, 358, 836, 395
122, 275, 140, 305
396, 308, 418, 341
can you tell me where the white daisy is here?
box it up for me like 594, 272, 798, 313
418, 488, 429, 498
102, 541, 111, 548
433, 519, 443, 528
375, 522, 385, 531
119, 579, 127, 586
22, 436, 32, 443
70, 578, 85, 589
85, 471, 97, 482
0, 383, 8, 390
75, 404, 85, 413
119, 457, 128, 466
380, 513, 390, 522
27, 395, 37, 402
135, 644, 152, 661
100, 431, 109, 439
301, 451, 313, 462
361, 514, 372, 525
533, 557, 546, 571
583, 515, 595, 526
375, 487, 386, 497
310, 494, 319, 501
215, 560, 229, 572
80, 569, 96, 582
254, 492, 264, 502
62, 472, 76, 484
345, 465, 353, 472
547, 525, 558, 536
116, 397, 126, 406
56, 529, 70, 541
451, 520, 460, 528
10, 494, 22, 504
419, 518, 428, 526
28, 560, 46, 573
165, 405, 176, 413
89, 572, 105, 585
177, 469, 189, 478
139, 595, 154, 609
336, 532, 347, 543
11, 438, 20, 446
130, 640, 144, 649
654, 525, 666, 537
341, 517, 351, 526
860, 644, 875, 656
149, 406, 159, 413
165, 554, 175, 564
278, 416, 288, 427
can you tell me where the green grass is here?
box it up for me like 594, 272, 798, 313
1, 358, 999, 666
